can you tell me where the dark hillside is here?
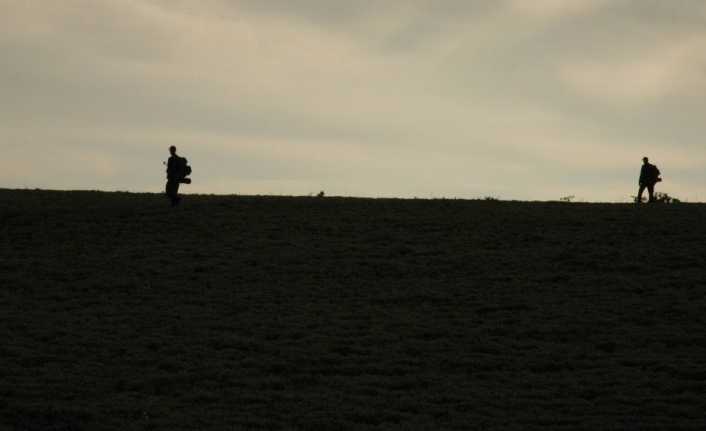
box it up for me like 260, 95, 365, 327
2, 189, 706, 430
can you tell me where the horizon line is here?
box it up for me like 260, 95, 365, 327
1, 187, 700, 204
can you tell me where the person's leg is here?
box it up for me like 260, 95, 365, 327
637, 184, 646, 203
173, 182, 181, 205
647, 183, 655, 202
166, 181, 179, 206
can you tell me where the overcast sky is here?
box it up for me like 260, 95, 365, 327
2, 0, 705, 201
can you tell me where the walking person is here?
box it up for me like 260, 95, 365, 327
165, 146, 191, 206
637, 156, 661, 203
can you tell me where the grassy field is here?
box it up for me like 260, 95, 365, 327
2, 189, 705, 430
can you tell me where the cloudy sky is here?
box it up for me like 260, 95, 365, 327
2, 0, 705, 201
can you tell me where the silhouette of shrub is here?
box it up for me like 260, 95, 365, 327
632, 192, 681, 203
653, 192, 681, 203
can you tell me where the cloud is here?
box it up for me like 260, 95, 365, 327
560, 33, 706, 104
508, 0, 609, 19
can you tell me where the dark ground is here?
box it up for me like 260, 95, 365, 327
1, 189, 705, 430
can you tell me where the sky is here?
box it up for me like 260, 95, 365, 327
2, 0, 705, 201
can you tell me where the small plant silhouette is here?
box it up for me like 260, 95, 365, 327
653, 192, 680, 204
632, 192, 681, 204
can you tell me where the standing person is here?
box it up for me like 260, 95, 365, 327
637, 156, 661, 203
166, 145, 182, 206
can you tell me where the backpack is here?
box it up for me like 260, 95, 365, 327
177, 157, 192, 178
174, 156, 192, 184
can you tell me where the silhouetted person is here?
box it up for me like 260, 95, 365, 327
166, 145, 183, 206
637, 156, 661, 203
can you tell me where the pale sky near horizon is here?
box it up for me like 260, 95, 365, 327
2, 0, 705, 201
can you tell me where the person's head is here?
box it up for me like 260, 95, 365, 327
169, 145, 177, 156
642, 156, 649, 164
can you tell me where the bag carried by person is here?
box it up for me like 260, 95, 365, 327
177, 157, 192, 184
652, 165, 662, 182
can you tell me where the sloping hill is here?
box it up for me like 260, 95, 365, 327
2, 189, 705, 430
